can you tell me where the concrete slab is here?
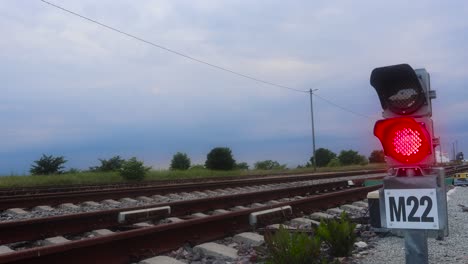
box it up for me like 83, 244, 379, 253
59, 203, 80, 210
139, 256, 185, 264
91, 229, 114, 236
191, 212, 209, 218
102, 199, 121, 206
212, 209, 230, 215
134, 222, 153, 228
326, 208, 344, 215
167, 217, 184, 223
204, 190, 219, 196
82, 201, 100, 207
340, 204, 364, 213
118, 206, 171, 223
33, 205, 54, 212
194, 242, 238, 260
250, 203, 265, 208
249, 206, 292, 226
266, 200, 281, 205
5, 208, 28, 215
233, 232, 264, 247
167, 194, 183, 200
310, 212, 334, 221
120, 197, 138, 203
266, 224, 296, 230
151, 195, 169, 201
290, 217, 320, 228
353, 201, 369, 208
192, 191, 208, 197
137, 196, 154, 202
43, 236, 70, 245
0, 246, 13, 254
231, 206, 249, 211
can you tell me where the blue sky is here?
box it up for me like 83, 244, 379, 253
1, 0, 467, 174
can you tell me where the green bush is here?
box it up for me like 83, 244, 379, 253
89, 156, 125, 172
120, 157, 151, 181
254, 160, 286, 170
30, 154, 67, 175
205, 147, 236, 170
235, 162, 249, 170
310, 148, 337, 167
265, 225, 321, 264
189, 164, 205, 170
316, 212, 357, 257
170, 152, 191, 170
327, 158, 341, 167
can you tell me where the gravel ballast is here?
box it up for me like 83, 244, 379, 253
359, 186, 468, 264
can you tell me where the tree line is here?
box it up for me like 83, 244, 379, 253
29, 147, 385, 178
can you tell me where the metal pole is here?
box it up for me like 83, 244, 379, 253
439, 144, 443, 164
404, 230, 428, 264
309, 89, 317, 172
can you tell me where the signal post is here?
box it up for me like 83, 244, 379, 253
370, 64, 448, 264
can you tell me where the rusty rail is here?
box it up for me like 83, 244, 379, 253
0, 185, 380, 264
0, 170, 385, 210
0, 181, 348, 244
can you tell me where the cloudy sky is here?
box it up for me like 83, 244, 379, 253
0, 0, 467, 174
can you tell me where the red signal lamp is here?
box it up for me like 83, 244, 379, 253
374, 117, 432, 164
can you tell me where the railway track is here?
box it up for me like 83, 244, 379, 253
0, 170, 386, 211
0, 165, 465, 263
0, 181, 379, 264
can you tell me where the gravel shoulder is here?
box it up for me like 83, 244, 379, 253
359, 186, 468, 264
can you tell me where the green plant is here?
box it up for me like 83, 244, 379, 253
311, 148, 337, 167
170, 152, 191, 170
254, 160, 286, 170
327, 158, 341, 167
316, 212, 357, 257
120, 157, 151, 181
265, 225, 321, 264
235, 162, 249, 170
30, 154, 67, 175
205, 147, 236, 170
189, 164, 205, 170
90, 156, 125, 172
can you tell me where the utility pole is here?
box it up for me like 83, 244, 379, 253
309, 89, 318, 172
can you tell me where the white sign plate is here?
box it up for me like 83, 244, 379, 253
384, 188, 439, 229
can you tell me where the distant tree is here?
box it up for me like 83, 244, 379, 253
327, 158, 341, 167
369, 150, 385, 163
310, 148, 337, 167
66, 168, 81, 174
338, 150, 367, 165
120, 157, 151, 181
235, 162, 249, 170
30, 154, 67, 175
205, 147, 236, 170
90, 156, 125, 172
254, 160, 287, 170
189, 164, 205, 170
170, 152, 191, 170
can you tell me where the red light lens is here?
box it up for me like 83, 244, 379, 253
374, 117, 431, 164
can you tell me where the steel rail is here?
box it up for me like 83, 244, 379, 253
0, 185, 380, 264
0, 181, 350, 245
0, 169, 387, 196
0, 170, 386, 210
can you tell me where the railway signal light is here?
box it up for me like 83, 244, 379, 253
371, 64, 436, 169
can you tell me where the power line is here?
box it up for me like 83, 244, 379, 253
39, 0, 307, 93
39, 0, 371, 119
313, 93, 373, 119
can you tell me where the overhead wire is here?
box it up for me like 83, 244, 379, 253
39, 0, 372, 118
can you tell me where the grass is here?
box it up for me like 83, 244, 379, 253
0, 163, 386, 188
